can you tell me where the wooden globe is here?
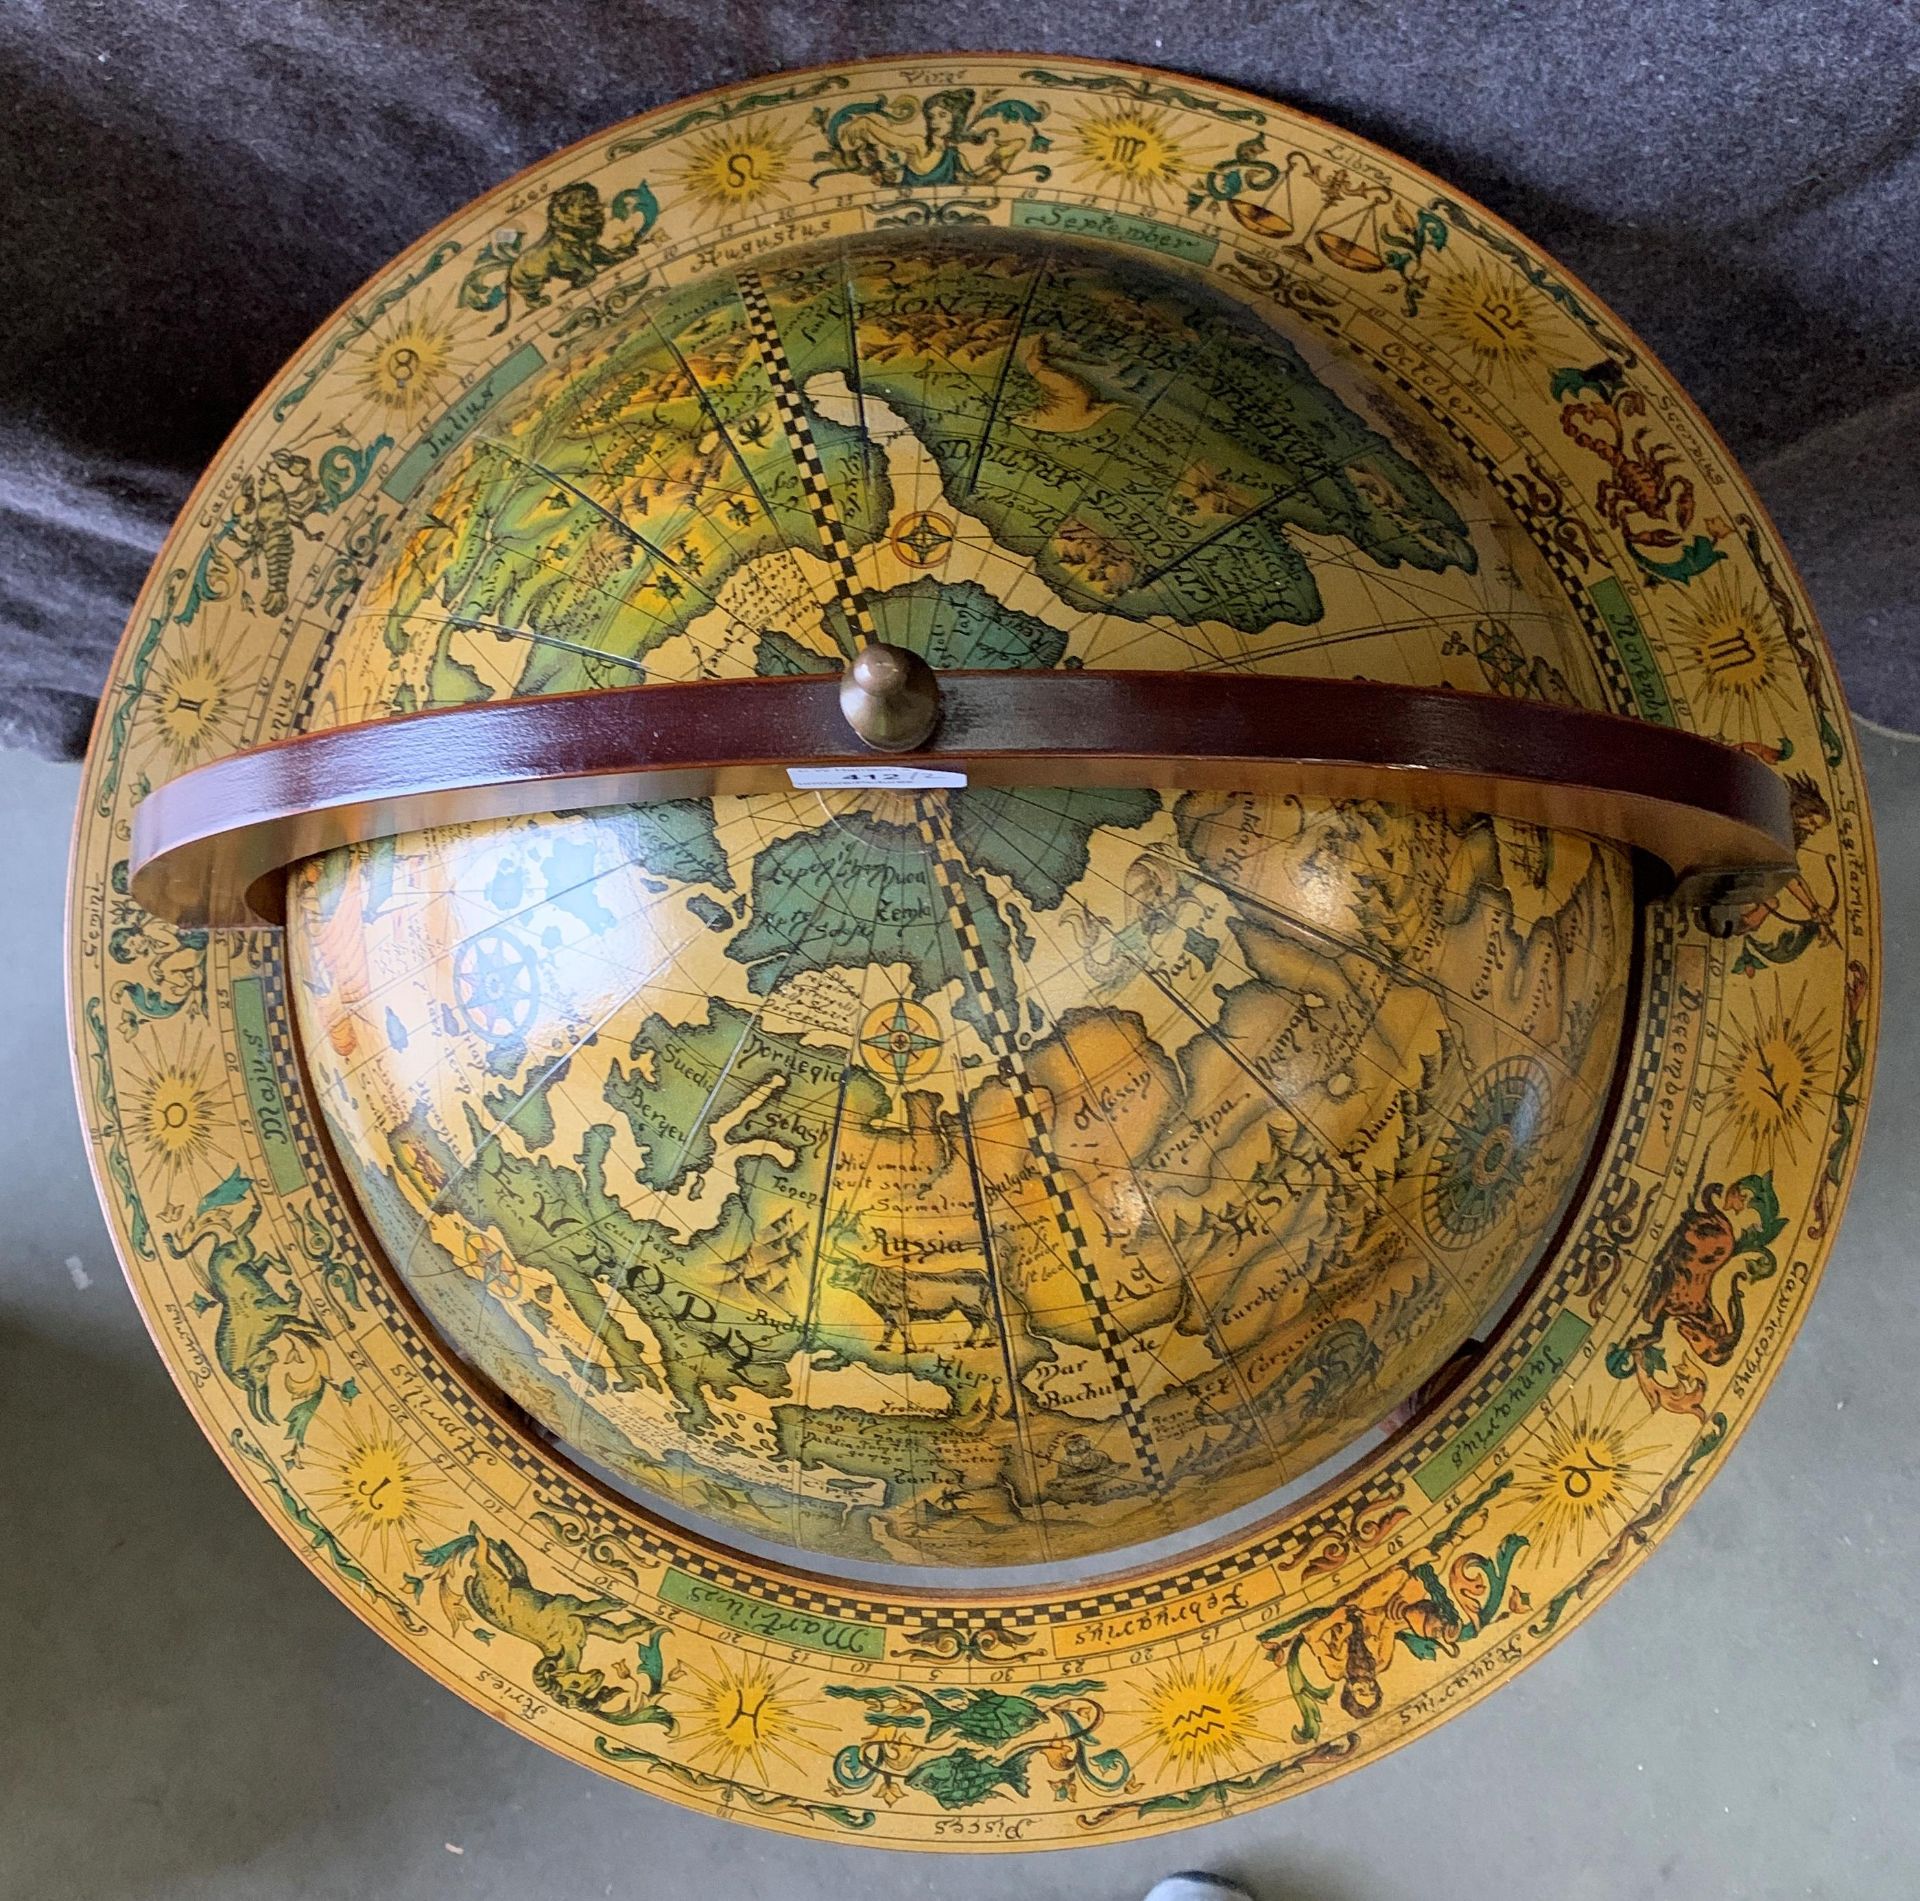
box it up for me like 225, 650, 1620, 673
284, 229, 1634, 1568
74, 59, 1873, 1846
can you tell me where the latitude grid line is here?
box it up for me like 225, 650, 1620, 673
910, 797, 1170, 1497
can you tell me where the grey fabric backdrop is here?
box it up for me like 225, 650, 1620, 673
4, 0, 1916, 757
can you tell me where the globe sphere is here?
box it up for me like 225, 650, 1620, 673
287, 229, 1633, 1569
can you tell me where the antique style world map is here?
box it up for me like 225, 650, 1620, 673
290, 232, 1634, 1567
72, 58, 1875, 1848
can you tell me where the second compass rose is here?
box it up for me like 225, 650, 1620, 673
859, 995, 944, 1083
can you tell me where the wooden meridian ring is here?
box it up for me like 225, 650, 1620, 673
130, 660, 1795, 932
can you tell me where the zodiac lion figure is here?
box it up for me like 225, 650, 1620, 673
458, 179, 657, 333
1608, 1171, 1784, 1416
505, 182, 642, 310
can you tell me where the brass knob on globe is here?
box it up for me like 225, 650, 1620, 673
839, 640, 940, 752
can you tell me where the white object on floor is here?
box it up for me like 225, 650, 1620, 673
1143, 1877, 1255, 1901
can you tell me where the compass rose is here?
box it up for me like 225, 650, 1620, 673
859, 996, 943, 1083
889, 509, 956, 568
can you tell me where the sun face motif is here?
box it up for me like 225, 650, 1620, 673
352, 314, 456, 428
1716, 979, 1832, 1171
673, 124, 791, 214
679, 1657, 823, 1784
1134, 1653, 1270, 1784
1427, 261, 1549, 393
148, 641, 247, 769
134, 1069, 216, 1161
1665, 570, 1796, 745
123, 1041, 229, 1208
1515, 1393, 1659, 1561
307, 1423, 453, 1572
1069, 109, 1188, 207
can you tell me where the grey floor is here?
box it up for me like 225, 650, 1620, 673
4, 728, 1917, 1901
